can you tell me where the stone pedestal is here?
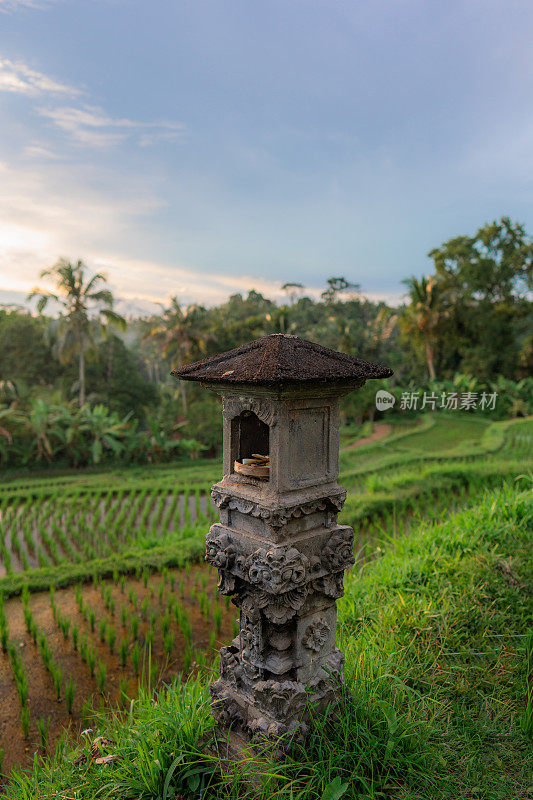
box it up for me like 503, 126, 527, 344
205, 385, 355, 746
171, 334, 392, 749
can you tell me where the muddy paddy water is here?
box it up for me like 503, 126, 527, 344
0, 564, 236, 780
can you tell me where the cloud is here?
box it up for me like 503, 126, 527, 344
0, 57, 77, 96
23, 143, 60, 159
0, 57, 183, 150
89, 255, 403, 314
38, 104, 185, 147
0, 0, 44, 11
0, 158, 321, 313
0, 159, 164, 296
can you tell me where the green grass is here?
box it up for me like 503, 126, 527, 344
3, 486, 531, 799
339, 415, 532, 484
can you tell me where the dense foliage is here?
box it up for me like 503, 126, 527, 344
0, 217, 531, 467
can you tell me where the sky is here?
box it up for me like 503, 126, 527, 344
0, 0, 532, 314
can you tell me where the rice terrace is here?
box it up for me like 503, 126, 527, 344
0, 409, 531, 798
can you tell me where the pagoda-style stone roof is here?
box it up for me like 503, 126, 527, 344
171, 334, 393, 385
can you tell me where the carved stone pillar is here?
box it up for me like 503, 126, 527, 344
172, 334, 392, 750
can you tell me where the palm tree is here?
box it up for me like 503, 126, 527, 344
400, 276, 447, 380
28, 260, 126, 405
145, 297, 208, 412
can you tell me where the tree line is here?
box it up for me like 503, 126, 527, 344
0, 217, 531, 469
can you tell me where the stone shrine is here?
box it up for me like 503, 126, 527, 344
172, 334, 392, 750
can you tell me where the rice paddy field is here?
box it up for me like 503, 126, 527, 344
0, 412, 531, 797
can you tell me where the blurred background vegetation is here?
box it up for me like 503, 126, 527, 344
0, 216, 531, 470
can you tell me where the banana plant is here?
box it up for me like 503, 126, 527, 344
80, 403, 129, 464
25, 399, 63, 463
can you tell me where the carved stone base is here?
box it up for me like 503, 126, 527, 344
210, 645, 344, 749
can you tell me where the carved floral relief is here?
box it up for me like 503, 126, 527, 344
302, 619, 331, 652
322, 528, 355, 571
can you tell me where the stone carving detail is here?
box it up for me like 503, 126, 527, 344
205, 530, 236, 570
247, 715, 306, 745
219, 646, 242, 687
223, 398, 276, 428
211, 679, 307, 746
322, 528, 356, 572
210, 682, 246, 728
206, 528, 351, 602
211, 489, 347, 529
302, 619, 331, 652
240, 609, 263, 681
248, 546, 309, 592
205, 530, 238, 595
255, 586, 308, 624
311, 571, 345, 599
216, 569, 236, 596
268, 627, 292, 650
254, 679, 307, 721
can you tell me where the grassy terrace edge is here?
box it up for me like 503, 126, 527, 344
0, 537, 205, 597
3, 486, 531, 799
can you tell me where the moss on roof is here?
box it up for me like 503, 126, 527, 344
171, 334, 393, 385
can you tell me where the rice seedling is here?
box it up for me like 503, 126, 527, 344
52, 665, 62, 700
80, 698, 92, 728
86, 644, 97, 678
65, 676, 75, 714
106, 625, 116, 654
119, 637, 128, 667
182, 643, 192, 674
163, 630, 174, 658
141, 597, 149, 620
145, 627, 154, 650
131, 641, 140, 676
59, 614, 71, 640
131, 614, 139, 639
37, 716, 50, 749
118, 676, 129, 707
20, 706, 30, 738
96, 659, 107, 692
